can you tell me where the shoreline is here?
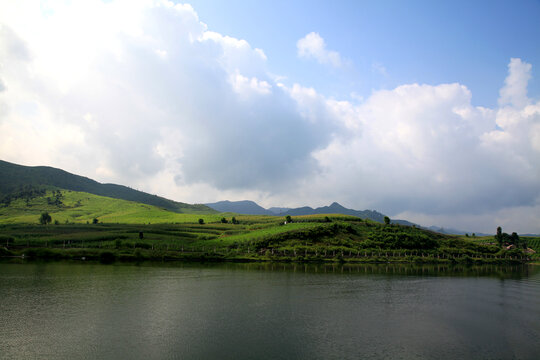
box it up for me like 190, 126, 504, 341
1, 246, 529, 265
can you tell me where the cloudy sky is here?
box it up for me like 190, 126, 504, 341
1, 0, 539, 233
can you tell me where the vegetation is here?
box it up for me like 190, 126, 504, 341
0, 215, 531, 264
0, 189, 226, 225
0, 173, 533, 265
468, 233, 539, 262
39, 212, 52, 225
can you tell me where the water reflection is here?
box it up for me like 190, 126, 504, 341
0, 261, 539, 360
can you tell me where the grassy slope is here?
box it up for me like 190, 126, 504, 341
0, 159, 215, 214
0, 190, 224, 224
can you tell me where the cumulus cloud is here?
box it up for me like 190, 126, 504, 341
0, 1, 538, 233
298, 60, 540, 233
0, 0, 338, 191
297, 32, 342, 67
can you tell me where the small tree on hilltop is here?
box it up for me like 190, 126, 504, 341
198, 218, 205, 225
221, 217, 228, 224
285, 215, 292, 223
384, 216, 390, 225
39, 212, 52, 225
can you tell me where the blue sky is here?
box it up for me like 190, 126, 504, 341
0, 0, 539, 233
188, 0, 540, 107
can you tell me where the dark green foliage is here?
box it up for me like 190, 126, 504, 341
39, 212, 52, 225
231, 217, 239, 224
198, 218, 205, 225
0, 185, 46, 207
92, 218, 99, 224
99, 251, 116, 264
221, 217, 228, 223
285, 215, 292, 223
368, 226, 439, 250
384, 216, 390, 225
496, 226, 503, 246
134, 242, 151, 249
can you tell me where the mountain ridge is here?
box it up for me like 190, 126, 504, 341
0, 160, 215, 214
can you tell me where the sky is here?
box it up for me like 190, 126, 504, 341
0, 0, 539, 234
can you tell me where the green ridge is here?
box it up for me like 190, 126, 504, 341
0, 159, 215, 214
0, 189, 223, 224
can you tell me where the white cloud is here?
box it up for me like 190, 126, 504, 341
0, 0, 335, 191
0, 1, 538, 233
297, 32, 342, 67
229, 70, 272, 98
499, 58, 531, 109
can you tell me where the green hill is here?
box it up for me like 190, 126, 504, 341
0, 160, 215, 214
0, 189, 224, 224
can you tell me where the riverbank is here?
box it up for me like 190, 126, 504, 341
0, 246, 529, 265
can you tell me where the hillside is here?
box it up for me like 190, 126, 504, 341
0, 189, 224, 225
0, 160, 215, 214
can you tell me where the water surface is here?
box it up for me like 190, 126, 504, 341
1, 262, 539, 359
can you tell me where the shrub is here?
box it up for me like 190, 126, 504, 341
99, 251, 116, 264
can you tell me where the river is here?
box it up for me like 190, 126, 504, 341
1, 261, 539, 359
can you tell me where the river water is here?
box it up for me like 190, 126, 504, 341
0, 261, 539, 359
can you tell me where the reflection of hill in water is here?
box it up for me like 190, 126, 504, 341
113, 261, 540, 280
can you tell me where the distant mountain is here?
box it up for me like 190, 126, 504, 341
205, 200, 273, 215
425, 226, 489, 236
0, 160, 215, 214
282, 202, 388, 223
267, 207, 291, 215
205, 199, 410, 225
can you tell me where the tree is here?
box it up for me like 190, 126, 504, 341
285, 215, 292, 223
92, 218, 99, 224
231, 217, 239, 224
511, 232, 520, 248
198, 218, 205, 225
39, 212, 52, 225
221, 217, 228, 223
384, 216, 390, 225
495, 226, 503, 247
